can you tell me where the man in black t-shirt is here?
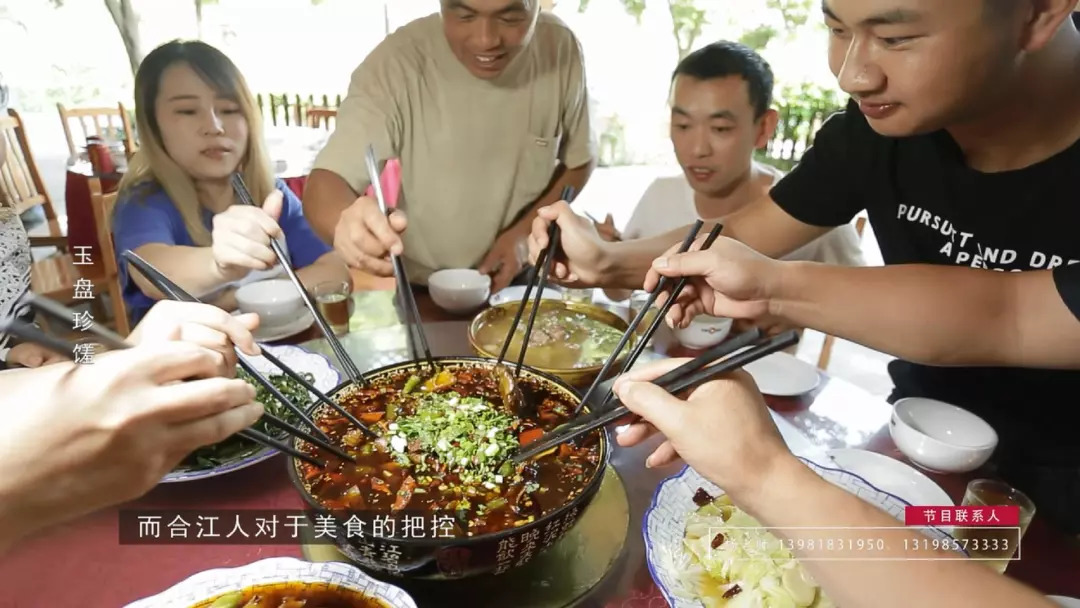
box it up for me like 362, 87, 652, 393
526, 0, 1080, 533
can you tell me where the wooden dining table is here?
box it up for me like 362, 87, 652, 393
1, 288, 1078, 607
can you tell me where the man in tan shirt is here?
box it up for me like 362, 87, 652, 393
303, 0, 596, 290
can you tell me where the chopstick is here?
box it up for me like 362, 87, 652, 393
570, 220, 705, 415
513, 185, 574, 376
230, 172, 365, 386
20, 293, 129, 351
0, 312, 334, 469
596, 223, 725, 407
120, 250, 374, 452
363, 145, 435, 374
495, 222, 555, 366
509, 329, 799, 463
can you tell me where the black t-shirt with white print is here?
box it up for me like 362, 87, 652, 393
770, 92, 1080, 530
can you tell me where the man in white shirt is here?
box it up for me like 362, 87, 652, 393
599, 42, 864, 270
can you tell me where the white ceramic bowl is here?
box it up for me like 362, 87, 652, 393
235, 279, 302, 328
672, 315, 733, 349
890, 397, 998, 473
428, 268, 491, 314
125, 557, 417, 608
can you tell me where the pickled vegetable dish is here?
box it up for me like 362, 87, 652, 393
298, 364, 603, 538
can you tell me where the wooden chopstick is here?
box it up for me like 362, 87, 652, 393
512, 185, 575, 376
0, 311, 340, 467
363, 145, 435, 374
596, 222, 725, 407
20, 293, 130, 351
120, 249, 378, 443
510, 329, 800, 463
570, 220, 706, 415
229, 172, 366, 386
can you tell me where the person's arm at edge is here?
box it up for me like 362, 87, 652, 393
770, 263, 1080, 369
593, 196, 831, 290
740, 454, 1054, 608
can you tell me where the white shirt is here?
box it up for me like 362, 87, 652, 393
622, 172, 866, 267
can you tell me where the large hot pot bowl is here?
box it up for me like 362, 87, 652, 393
287, 356, 611, 580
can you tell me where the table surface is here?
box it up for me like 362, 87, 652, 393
2, 290, 1079, 608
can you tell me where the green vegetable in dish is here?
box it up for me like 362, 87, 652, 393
177, 368, 315, 472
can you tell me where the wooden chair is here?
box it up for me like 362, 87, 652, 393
30, 178, 129, 336
118, 102, 138, 159
306, 106, 337, 131
816, 215, 869, 371
0, 108, 67, 252
56, 103, 126, 159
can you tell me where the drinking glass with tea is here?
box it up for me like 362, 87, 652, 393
952, 479, 1036, 573
314, 280, 351, 336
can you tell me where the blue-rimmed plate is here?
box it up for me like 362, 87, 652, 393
162, 344, 340, 483
644, 456, 961, 608
124, 557, 416, 608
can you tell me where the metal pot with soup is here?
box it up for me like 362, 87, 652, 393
468, 300, 635, 387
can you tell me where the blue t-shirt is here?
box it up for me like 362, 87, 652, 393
112, 179, 331, 322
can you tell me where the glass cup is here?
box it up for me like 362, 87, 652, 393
953, 479, 1036, 573
313, 280, 351, 336
561, 287, 594, 305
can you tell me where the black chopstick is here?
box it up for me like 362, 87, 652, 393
20, 293, 130, 350
230, 172, 365, 386
510, 329, 800, 463
512, 185, 575, 375
571, 220, 705, 415
363, 145, 435, 374
495, 222, 555, 366
120, 249, 377, 443
239, 428, 327, 469
257, 411, 355, 463
596, 223, 725, 407
0, 310, 340, 468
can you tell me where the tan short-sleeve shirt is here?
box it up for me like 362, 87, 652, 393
313, 11, 595, 283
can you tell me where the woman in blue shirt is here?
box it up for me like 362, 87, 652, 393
113, 41, 348, 323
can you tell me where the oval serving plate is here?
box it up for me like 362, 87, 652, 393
162, 344, 340, 483
124, 557, 417, 608
644, 456, 962, 608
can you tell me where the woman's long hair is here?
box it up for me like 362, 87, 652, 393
118, 40, 274, 247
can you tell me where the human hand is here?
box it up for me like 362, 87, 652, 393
6, 342, 68, 368
128, 300, 262, 371
527, 201, 607, 286
0, 341, 262, 548
332, 195, 408, 277
477, 226, 527, 294
644, 236, 783, 328
211, 189, 285, 281
612, 358, 793, 504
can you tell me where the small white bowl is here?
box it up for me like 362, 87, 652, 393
235, 279, 302, 328
890, 397, 998, 473
672, 315, 733, 349
428, 268, 491, 314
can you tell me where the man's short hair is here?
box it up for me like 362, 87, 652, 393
672, 41, 774, 118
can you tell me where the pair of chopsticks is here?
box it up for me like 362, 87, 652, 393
570, 220, 723, 415
0, 293, 336, 470
495, 185, 575, 376
509, 328, 798, 463
121, 250, 372, 464
230, 172, 365, 386
363, 145, 435, 374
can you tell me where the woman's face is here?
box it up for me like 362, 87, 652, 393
153, 62, 249, 182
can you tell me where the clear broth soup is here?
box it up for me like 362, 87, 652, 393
474, 303, 626, 369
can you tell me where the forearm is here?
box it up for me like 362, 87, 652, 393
296, 252, 352, 292
770, 263, 1080, 368
742, 457, 1052, 608
302, 169, 360, 244
129, 244, 235, 303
